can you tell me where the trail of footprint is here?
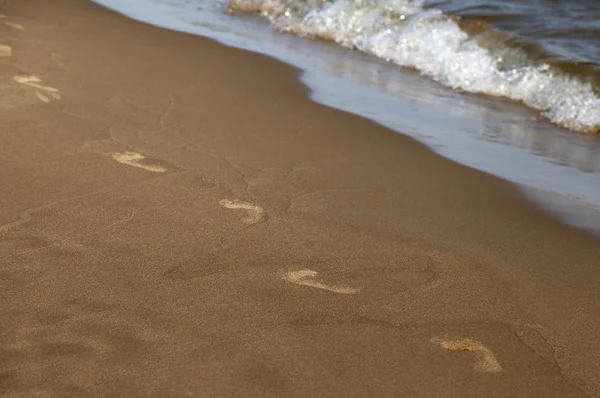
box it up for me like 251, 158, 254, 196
431, 338, 503, 373
219, 199, 264, 224
282, 269, 359, 294
111, 152, 167, 173
0, 44, 11, 57
14, 75, 60, 103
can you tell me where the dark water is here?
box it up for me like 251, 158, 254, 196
427, 0, 600, 86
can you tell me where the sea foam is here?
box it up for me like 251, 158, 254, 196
230, 0, 600, 134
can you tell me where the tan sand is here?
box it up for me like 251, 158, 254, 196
1, 0, 599, 396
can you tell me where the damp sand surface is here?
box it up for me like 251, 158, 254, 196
1, 0, 600, 396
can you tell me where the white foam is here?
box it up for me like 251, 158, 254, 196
230, 0, 600, 133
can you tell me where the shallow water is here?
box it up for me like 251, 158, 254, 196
92, 0, 600, 233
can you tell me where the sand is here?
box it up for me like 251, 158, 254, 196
1, 0, 599, 396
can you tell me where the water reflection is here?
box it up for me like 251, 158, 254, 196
317, 45, 600, 176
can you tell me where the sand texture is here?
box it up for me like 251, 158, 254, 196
1, 0, 600, 396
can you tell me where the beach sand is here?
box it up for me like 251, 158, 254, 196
1, 0, 600, 396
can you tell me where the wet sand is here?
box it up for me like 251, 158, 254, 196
1, 0, 600, 396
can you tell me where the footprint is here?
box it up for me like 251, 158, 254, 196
0, 14, 24, 31
219, 199, 264, 224
282, 269, 359, 294
3, 21, 24, 31
14, 75, 60, 103
0, 44, 11, 57
431, 338, 503, 373
14, 75, 59, 92
111, 152, 167, 173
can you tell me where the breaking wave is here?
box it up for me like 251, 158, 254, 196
229, 0, 600, 134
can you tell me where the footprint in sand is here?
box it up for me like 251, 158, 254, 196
219, 199, 264, 224
0, 15, 25, 31
0, 44, 11, 57
431, 338, 503, 373
282, 269, 359, 294
3, 21, 24, 31
111, 152, 167, 173
14, 75, 60, 103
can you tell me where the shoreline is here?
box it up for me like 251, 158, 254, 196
91, 0, 600, 236
1, 0, 599, 396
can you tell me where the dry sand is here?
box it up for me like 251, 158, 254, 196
1, 0, 600, 396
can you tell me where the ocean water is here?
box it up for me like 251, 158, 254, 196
229, 0, 600, 134
92, 0, 600, 233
